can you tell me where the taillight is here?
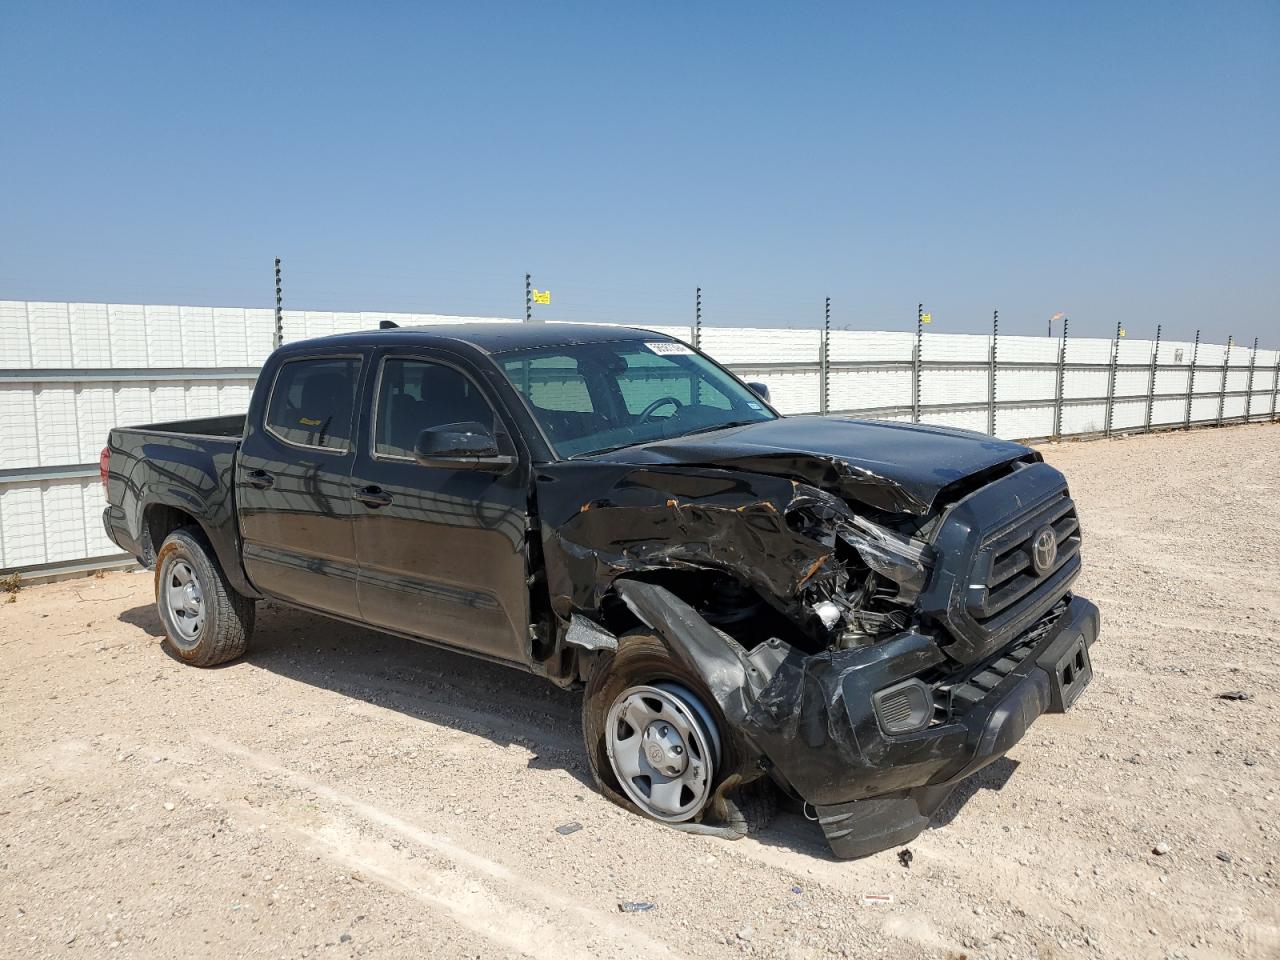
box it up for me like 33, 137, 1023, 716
99, 446, 111, 487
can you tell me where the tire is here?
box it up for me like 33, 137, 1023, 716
582, 630, 736, 824
154, 526, 254, 667
722, 777, 778, 835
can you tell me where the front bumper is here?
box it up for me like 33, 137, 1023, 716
612, 579, 1099, 860
745, 595, 1099, 858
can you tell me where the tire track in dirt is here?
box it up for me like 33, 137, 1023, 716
198, 735, 684, 960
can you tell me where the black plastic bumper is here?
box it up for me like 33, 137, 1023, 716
612, 579, 1099, 861
746, 595, 1100, 859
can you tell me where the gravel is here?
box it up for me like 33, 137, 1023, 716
1, 422, 1277, 959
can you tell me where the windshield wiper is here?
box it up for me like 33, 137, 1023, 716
570, 441, 644, 459
679, 419, 760, 437
571, 419, 760, 459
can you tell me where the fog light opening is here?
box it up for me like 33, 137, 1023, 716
871, 678, 933, 735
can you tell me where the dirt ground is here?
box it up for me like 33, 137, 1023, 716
2, 424, 1277, 960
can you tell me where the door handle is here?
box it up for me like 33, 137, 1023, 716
354, 485, 393, 508
246, 469, 274, 490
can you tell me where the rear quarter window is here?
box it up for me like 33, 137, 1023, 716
264, 357, 362, 451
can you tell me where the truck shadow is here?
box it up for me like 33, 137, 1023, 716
118, 599, 593, 790
930, 756, 1019, 826
119, 599, 1021, 862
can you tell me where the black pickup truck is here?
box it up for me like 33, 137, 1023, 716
103, 323, 1098, 858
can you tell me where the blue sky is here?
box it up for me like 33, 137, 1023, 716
1, 1, 1276, 341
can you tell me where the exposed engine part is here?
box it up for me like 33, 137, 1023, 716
791, 507, 935, 649
839, 607, 909, 646
813, 600, 842, 630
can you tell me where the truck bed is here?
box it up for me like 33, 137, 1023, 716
121, 413, 247, 439
103, 414, 247, 575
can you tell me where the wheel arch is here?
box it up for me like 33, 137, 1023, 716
138, 494, 261, 599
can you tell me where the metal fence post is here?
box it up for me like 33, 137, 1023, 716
988, 309, 998, 436
820, 297, 830, 416
1053, 317, 1069, 440
1216, 336, 1232, 426
692, 287, 702, 348
273, 257, 283, 348
1184, 330, 1200, 429
1104, 322, 1120, 437
1244, 336, 1258, 423
1145, 324, 1161, 433
912, 303, 923, 423
1272, 347, 1280, 422
525, 273, 532, 323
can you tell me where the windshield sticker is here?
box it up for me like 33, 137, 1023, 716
645, 341, 694, 356
746, 401, 762, 410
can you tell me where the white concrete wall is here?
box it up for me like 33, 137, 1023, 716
0, 299, 1274, 572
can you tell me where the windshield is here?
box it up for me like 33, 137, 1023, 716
495, 338, 777, 457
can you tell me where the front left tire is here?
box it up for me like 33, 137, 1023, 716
582, 630, 730, 824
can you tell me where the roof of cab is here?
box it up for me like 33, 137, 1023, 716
282, 322, 678, 355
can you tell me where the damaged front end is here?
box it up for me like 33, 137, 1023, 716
536, 459, 940, 658
536, 450, 1098, 859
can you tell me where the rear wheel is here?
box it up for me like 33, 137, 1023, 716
155, 527, 254, 666
583, 631, 730, 824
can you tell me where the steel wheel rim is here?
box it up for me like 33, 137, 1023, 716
605, 682, 721, 822
164, 559, 205, 648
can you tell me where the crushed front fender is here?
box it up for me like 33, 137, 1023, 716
536, 462, 847, 620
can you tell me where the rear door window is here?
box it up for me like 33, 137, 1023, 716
265, 357, 362, 451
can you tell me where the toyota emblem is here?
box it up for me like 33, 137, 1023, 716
1031, 526, 1058, 575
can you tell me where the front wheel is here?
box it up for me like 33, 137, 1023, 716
582, 631, 728, 824
155, 527, 254, 666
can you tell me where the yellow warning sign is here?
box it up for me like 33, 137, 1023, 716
532, 289, 551, 305
921, 313, 932, 324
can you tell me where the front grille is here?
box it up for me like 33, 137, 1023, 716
919, 461, 1082, 665
974, 492, 1081, 628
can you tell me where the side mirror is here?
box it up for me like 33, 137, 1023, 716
746, 381, 771, 402
413, 422, 514, 473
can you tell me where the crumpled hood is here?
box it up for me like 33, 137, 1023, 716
590, 415, 1035, 515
